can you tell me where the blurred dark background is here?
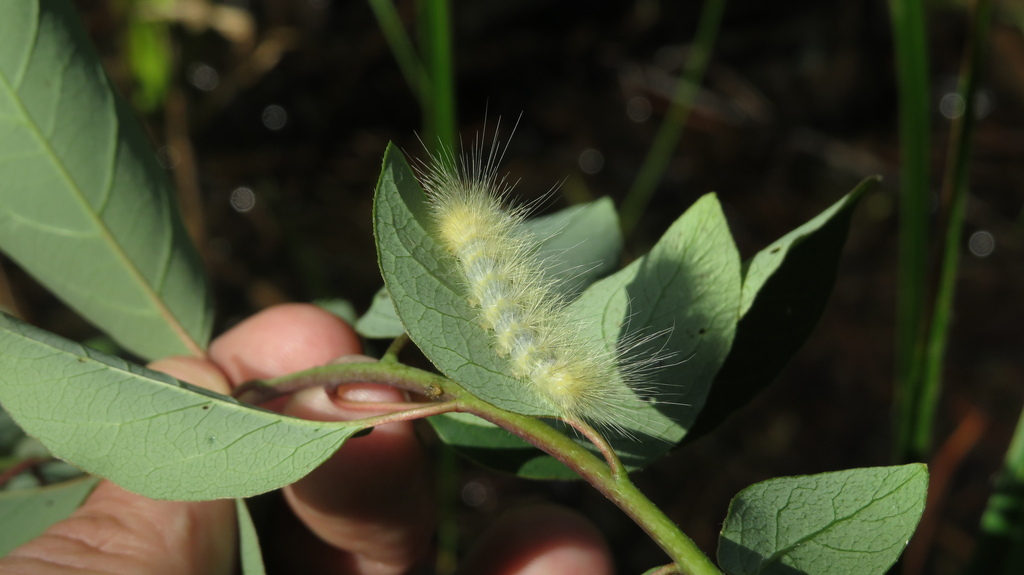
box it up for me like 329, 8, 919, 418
3, 0, 1023, 573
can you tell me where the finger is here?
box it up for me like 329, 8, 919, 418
209, 303, 363, 385
282, 384, 435, 575
210, 303, 434, 575
0, 357, 237, 575
148, 355, 231, 395
457, 504, 614, 575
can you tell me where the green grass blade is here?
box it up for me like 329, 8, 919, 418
916, 0, 993, 464
418, 0, 456, 152
620, 0, 727, 235
367, 0, 430, 104
237, 499, 267, 575
0, 0, 212, 360
887, 0, 933, 463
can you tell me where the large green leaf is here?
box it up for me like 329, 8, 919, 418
718, 464, 928, 575
0, 475, 100, 557
0, 0, 211, 360
0, 314, 362, 500
689, 178, 877, 440
375, 144, 741, 476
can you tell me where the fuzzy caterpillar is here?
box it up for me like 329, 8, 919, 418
416, 138, 661, 436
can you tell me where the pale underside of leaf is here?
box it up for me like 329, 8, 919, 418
0, 0, 211, 360
0, 475, 100, 557
0, 314, 360, 500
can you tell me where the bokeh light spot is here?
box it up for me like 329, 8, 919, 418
230, 187, 256, 213
968, 230, 994, 257
262, 105, 288, 131
579, 148, 605, 174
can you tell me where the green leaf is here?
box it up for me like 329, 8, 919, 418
375, 144, 739, 474
314, 298, 359, 326
439, 192, 742, 478
360, 193, 622, 342
237, 499, 267, 575
377, 152, 741, 476
689, 178, 877, 440
521, 196, 622, 298
374, 144, 639, 420
0, 475, 100, 557
374, 145, 546, 415
718, 464, 928, 575
355, 288, 406, 339
0, 0, 212, 360
567, 193, 740, 450
0, 407, 24, 457
0, 314, 362, 500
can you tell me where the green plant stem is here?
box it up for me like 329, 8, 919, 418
620, 0, 727, 236
418, 0, 456, 152
233, 359, 450, 404
366, 0, 431, 102
458, 393, 722, 575
918, 0, 991, 463
366, 0, 456, 152
435, 442, 459, 575
252, 361, 722, 575
563, 417, 627, 478
382, 332, 411, 361
888, 0, 933, 463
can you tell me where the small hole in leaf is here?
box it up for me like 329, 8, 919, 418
698, 328, 706, 335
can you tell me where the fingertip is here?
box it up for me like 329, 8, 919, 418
459, 504, 614, 575
210, 303, 362, 383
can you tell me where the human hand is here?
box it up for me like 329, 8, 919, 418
0, 304, 613, 575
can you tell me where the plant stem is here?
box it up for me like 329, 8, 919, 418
419, 0, 456, 152
242, 360, 722, 574
888, 0, 932, 463
233, 358, 450, 404
366, 0, 431, 103
918, 0, 991, 462
457, 394, 722, 575
382, 333, 411, 361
